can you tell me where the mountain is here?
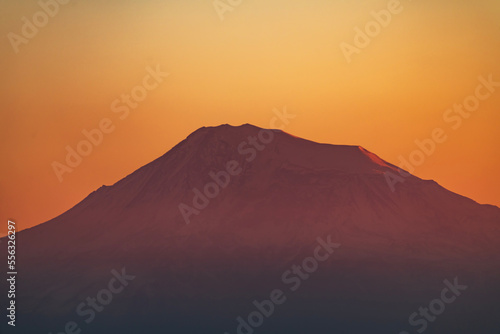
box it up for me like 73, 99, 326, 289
3, 124, 500, 334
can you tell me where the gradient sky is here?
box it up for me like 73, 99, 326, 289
1, 0, 499, 235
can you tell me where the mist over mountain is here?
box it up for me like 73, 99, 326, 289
4, 124, 500, 334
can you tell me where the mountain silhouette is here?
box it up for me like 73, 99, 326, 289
4, 124, 500, 334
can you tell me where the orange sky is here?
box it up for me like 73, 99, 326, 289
1, 0, 499, 235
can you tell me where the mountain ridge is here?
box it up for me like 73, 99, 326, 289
5, 123, 500, 334
19, 123, 499, 238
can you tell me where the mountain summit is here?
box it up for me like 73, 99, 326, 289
7, 124, 500, 334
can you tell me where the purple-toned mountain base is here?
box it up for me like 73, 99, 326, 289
3, 124, 500, 334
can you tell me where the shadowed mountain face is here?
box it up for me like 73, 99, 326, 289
4, 124, 500, 334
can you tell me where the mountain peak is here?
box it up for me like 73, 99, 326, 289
171, 123, 403, 178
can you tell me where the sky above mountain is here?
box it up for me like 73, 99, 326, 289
1, 0, 499, 234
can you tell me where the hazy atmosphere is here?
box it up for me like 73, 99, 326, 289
1, 0, 499, 234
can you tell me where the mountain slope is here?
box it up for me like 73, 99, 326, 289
4, 124, 500, 334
